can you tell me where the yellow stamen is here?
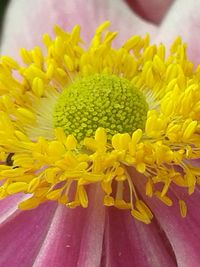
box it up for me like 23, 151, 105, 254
0, 22, 199, 223
179, 199, 187, 218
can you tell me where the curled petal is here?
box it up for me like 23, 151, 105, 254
125, 0, 174, 24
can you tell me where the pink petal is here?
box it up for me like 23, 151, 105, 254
0, 202, 57, 266
33, 185, 105, 267
156, 0, 200, 64
125, 0, 174, 24
130, 168, 200, 267
147, 191, 200, 267
103, 207, 177, 267
1, 0, 157, 58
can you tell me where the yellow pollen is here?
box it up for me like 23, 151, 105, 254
0, 21, 199, 224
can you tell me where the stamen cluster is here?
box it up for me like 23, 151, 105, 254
0, 22, 199, 223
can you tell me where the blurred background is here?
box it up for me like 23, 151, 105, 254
0, 0, 9, 40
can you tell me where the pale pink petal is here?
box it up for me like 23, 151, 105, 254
1, 0, 158, 58
156, 0, 200, 64
0, 194, 28, 224
33, 185, 105, 267
0, 202, 57, 267
103, 207, 177, 267
125, 0, 174, 24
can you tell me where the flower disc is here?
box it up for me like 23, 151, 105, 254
53, 74, 148, 141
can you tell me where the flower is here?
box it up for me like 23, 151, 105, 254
1, 0, 200, 266
1, 19, 198, 221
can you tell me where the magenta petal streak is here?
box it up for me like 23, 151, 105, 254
33, 185, 105, 267
0, 202, 57, 267
132, 169, 200, 267
102, 207, 176, 267
148, 191, 200, 267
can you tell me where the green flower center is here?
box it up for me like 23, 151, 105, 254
53, 74, 148, 141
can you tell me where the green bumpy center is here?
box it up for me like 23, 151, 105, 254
53, 74, 148, 141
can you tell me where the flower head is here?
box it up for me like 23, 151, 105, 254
0, 21, 199, 225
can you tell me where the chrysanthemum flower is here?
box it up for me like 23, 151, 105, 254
1, 0, 200, 266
